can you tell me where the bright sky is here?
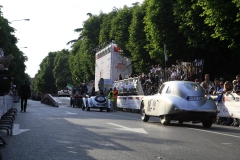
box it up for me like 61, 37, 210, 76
0, 0, 143, 78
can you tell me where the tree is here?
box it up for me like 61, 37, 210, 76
110, 5, 133, 58
33, 52, 57, 94
53, 49, 72, 89
0, 6, 27, 90
127, 0, 154, 73
99, 8, 118, 44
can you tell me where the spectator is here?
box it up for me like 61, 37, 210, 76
118, 74, 123, 80
236, 75, 240, 83
195, 79, 199, 83
170, 68, 177, 81
213, 78, 221, 95
201, 81, 214, 95
201, 74, 214, 88
233, 80, 240, 93
223, 81, 233, 125
107, 88, 114, 111
91, 85, 95, 96
223, 81, 233, 95
150, 65, 155, 74
19, 80, 31, 112
113, 87, 118, 111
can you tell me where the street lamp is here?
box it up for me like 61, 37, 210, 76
10, 19, 30, 23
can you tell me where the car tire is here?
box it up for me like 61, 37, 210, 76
106, 108, 110, 112
160, 116, 171, 125
177, 120, 183, 124
100, 108, 103, 112
202, 119, 213, 128
140, 102, 149, 122
94, 96, 106, 103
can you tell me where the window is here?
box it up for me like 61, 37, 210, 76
158, 84, 165, 94
184, 83, 201, 91
166, 86, 172, 94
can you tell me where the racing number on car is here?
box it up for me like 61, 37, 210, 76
147, 100, 151, 111
152, 100, 156, 110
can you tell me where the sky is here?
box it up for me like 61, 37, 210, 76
0, 0, 143, 78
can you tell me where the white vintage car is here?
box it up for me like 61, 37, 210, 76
140, 81, 218, 128
82, 95, 111, 112
213, 92, 240, 121
58, 88, 71, 97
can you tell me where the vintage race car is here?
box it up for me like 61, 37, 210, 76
58, 88, 71, 97
70, 86, 84, 108
140, 81, 218, 128
82, 95, 111, 112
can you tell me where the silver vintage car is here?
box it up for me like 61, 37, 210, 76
82, 95, 111, 112
140, 81, 218, 128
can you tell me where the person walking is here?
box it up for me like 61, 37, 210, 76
113, 87, 118, 111
19, 80, 31, 112
108, 88, 114, 111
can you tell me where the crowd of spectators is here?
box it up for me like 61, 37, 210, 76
124, 60, 203, 95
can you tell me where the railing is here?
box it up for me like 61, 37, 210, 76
113, 77, 144, 96
0, 95, 13, 118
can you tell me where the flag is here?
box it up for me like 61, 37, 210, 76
67, 84, 73, 91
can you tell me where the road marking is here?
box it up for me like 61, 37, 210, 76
189, 128, 240, 139
66, 111, 77, 114
108, 123, 148, 134
13, 124, 30, 135
103, 113, 140, 120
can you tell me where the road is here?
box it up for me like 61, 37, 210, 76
1, 97, 240, 160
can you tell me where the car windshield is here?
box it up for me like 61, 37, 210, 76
184, 83, 201, 91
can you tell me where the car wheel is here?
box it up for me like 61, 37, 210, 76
202, 119, 213, 128
177, 120, 183, 124
140, 102, 149, 122
94, 96, 106, 103
106, 108, 110, 112
100, 108, 103, 112
160, 116, 171, 125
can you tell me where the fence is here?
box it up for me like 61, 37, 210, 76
0, 95, 13, 119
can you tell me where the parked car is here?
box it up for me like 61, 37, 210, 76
140, 81, 218, 128
82, 95, 110, 112
58, 88, 71, 97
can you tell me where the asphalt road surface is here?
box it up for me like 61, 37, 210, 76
1, 98, 240, 160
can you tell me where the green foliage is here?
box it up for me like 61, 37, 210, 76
33, 52, 57, 94
0, 7, 27, 91
110, 5, 133, 57
127, 0, 154, 73
99, 8, 118, 44
198, 0, 240, 48
53, 49, 72, 89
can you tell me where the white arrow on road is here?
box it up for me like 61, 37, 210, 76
13, 124, 30, 135
108, 123, 148, 134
